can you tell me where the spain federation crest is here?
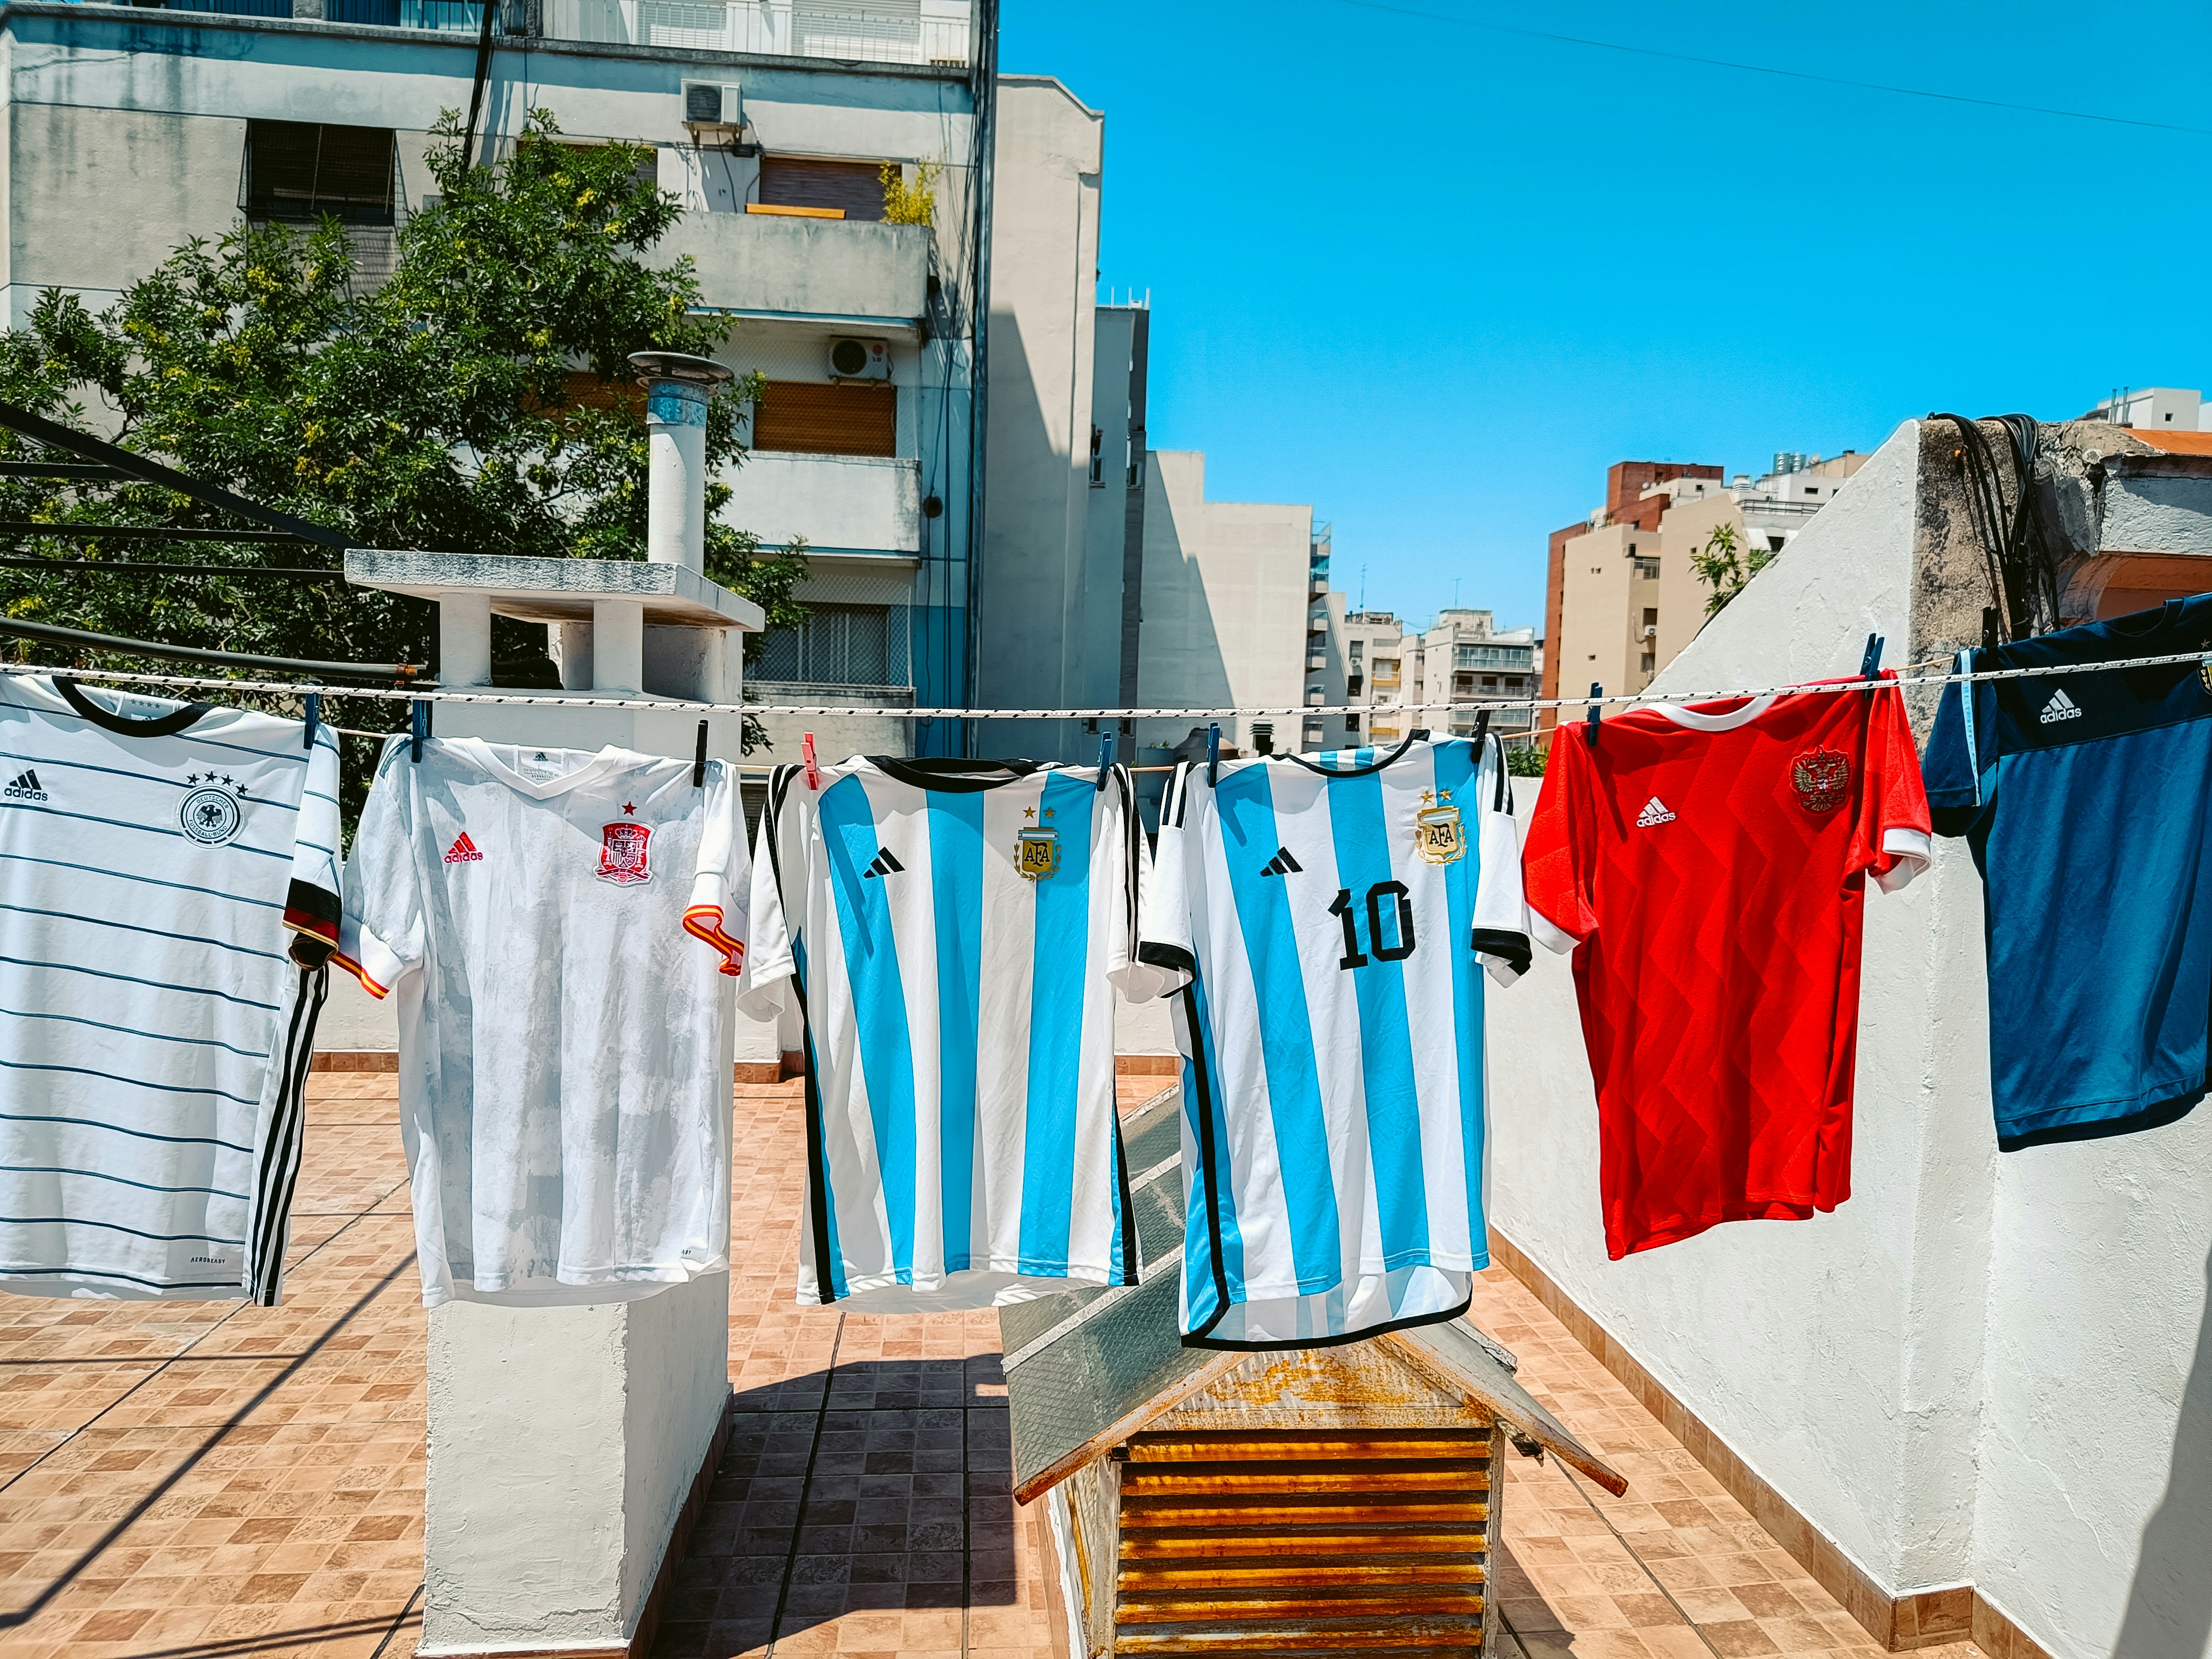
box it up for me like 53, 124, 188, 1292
1414, 790, 1465, 865
597, 821, 653, 884
1016, 825, 1060, 881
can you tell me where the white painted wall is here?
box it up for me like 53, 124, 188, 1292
727, 451, 921, 554
1488, 417, 2212, 1658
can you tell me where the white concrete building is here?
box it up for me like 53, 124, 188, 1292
2080, 385, 2210, 433
1492, 414, 2212, 1659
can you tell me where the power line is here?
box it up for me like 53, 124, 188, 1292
1314, 0, 2212, 138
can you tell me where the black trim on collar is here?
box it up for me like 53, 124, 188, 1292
1179, 1286, 1479, 1352
54, 677, 213, 737
1283, 732, 1420, 778
866, 756, 1046, 793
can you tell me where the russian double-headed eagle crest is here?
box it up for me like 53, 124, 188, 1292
1791, 747, 1851, 814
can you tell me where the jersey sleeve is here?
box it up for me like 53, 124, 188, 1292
1861, 676, 1934, 894
282, 725, 343, 968
1519, 729, 1598, 955
1124, 762, 1197, 1002
681, 760, 748, 976
1469, 735, 1532, 983
734, 766, 799, 1019
335, 739, 424, 1000
1922, 649, 1994, 839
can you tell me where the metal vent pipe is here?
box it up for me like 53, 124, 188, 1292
629, 350, 733, 572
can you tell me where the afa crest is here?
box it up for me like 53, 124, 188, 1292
1414, 789, 1466, 865
597, 821, 653, 884
1017, 826, 1061, 881
1791, 747, 1851, 814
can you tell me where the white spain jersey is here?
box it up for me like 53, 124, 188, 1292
740, 756, 1145, 1311
0, 676, 341, 1304
339, 737, 744, 1308
1132, 736, 1529, 1348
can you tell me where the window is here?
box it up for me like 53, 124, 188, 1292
1643, 608, 1658, 628
752, 380, 896, 457
243, 122, 395, 224
1640, 653, 1656, 673
1089, 425, 1104, 487
1482, 676, 1498, 689
1345, 715, 1360, 733
1768, 535, 1786, 552
1349, 640, 1364, 661
1635, 558, 1660, 578
758, 157, 887, 220
755, 603, 908, 686
1805, 486, 1820, 495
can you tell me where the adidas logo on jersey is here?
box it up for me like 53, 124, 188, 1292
1258, 846, 1303, 878
442, 832, 483, 864
2039, 687, 2083, 724
862, 848, 905, 880
3, 768, 47, 802
1636, 797, 1676, 827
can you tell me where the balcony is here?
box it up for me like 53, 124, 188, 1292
723, 451, 920, 554
537, 0, 970, 62
657, 212, 929, 326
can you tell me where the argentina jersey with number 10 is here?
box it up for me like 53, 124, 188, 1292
1130, 734, 1532, 1349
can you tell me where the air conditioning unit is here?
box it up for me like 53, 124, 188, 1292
1641, 624, 1657, 638
828, 339, 891, 381
681, 82, 744, 131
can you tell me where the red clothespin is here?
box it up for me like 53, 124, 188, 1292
802, 732, 820, 791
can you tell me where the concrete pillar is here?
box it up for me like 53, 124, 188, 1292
593, 598, 645, 693
555, 620, 595, 692
630, 350, 734, 574
437, 592, 494, 688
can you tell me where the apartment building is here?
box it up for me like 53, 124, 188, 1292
2080, 385, 2211, 432
1539, 451, 1861, 738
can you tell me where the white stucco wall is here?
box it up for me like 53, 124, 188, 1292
1488, 417, 2212, 1658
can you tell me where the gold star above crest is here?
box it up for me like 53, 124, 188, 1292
1437, 788, 1453, 805
1023, 806, 1037, 819
1043, 807, 1055, 819
1420, 789, 1435, 806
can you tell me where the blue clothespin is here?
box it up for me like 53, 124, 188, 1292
301, 691, 321, 751
1094, 731, 1114, 792
1587, 683, 1602, 743
1206, 721, 1220, 787
409, 698, 430, 763
693, 720, 710, 788
1859, 632, 1884, 685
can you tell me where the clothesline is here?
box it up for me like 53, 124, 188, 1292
3, 645, 2205, 723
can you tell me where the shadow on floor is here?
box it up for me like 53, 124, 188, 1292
653, 1355, 1019, 1657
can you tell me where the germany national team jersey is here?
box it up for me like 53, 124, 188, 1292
1521, 677, 1930, 1259
0, 676, 340, 1304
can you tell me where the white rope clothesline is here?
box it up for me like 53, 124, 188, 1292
3, 648, 2207, 721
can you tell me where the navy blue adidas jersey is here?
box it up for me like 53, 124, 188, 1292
1925, 596, 2212, 1150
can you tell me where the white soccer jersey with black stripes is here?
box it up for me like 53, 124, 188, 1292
0, 677, 341, 1304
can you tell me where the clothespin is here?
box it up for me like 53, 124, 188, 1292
1859, 632, 1884, 687
1472, 708, 1490, 747
802, 732, 820, 791
692, 720, 709, 788
1094, 731, 1114, 792
1587, 683, 1602, 743
409, 698, 429, 763
301, 691, 321, 752
1206, 722, 1220, 787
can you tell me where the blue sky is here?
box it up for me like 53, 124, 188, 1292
1000, 0, 2212, 632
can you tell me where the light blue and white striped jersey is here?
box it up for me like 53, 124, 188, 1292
1133, 736, 1529, 1348
740, 756, 1146, 1311
0, 676, 342, 1304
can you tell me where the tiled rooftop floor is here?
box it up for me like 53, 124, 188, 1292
1, 1071, 1983, 1659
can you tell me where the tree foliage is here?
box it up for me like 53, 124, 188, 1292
1690, 521, 1775, 617
0, 106, 808, 796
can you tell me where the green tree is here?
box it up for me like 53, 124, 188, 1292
1690, 521, 1775, 617
0, 106, 807, 794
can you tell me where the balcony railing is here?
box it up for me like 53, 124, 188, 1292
536, 0, 970, 63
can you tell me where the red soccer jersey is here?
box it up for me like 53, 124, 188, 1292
1520, 676, 1932, 1259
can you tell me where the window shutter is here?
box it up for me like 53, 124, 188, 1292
752, 381, 896, 458
244, 122, 395, 225
758, 158, 888, 221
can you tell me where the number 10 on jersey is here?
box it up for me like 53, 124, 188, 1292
1329, 882, 1415, 970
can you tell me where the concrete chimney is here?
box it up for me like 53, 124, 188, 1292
629, 350, 734, 573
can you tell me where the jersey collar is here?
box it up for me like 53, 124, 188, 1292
1282, 733, 1420, 777
447, 737, 628, 799
53, 676, 214, 737
862, 756, 1046, 793
1647, 691, 1782, 732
